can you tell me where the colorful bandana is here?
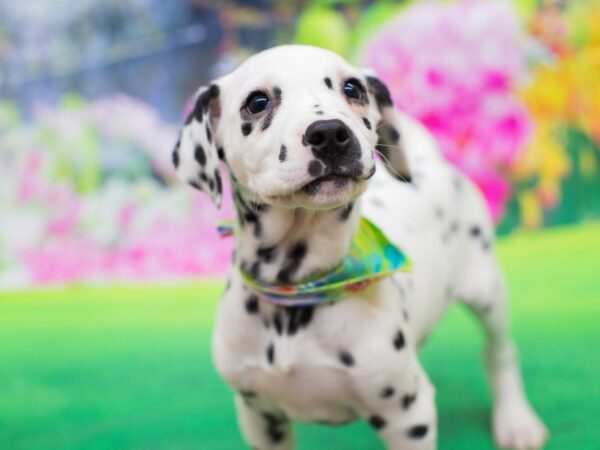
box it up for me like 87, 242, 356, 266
218, 217, 411, 308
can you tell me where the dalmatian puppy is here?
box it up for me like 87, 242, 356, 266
172, 45, 548, 450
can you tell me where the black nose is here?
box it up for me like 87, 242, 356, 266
304, 119, 353, 162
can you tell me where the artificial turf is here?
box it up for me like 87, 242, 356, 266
1, 223, 599, 449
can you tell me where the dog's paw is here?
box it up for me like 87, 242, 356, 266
493, 398, 548, 450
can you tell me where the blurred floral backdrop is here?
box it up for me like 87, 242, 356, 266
1, 0, 599, 289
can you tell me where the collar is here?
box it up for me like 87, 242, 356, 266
219, 216, 411, 308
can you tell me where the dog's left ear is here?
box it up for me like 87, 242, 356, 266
364, 73, 412, 182
172, 83, 224, 207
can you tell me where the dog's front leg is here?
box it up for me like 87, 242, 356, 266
360, 357, 437, 450
234, 395, 294, 450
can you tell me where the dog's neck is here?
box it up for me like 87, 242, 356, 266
232, 188, 360, 285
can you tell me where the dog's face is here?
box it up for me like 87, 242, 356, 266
173, 45, 408, 210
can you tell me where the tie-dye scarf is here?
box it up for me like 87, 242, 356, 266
218, 217, 411, 308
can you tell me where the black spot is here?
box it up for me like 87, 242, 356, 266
245, 295, 260, 314
214, 169, 222, 195
308, 160, 323, 177
393, 330, 405, 350
242, 122, 252, 136
246, 201, 265, 213
262, 412, 287, 444
380, 386, 395, 399
363, 118, 372, 130
260, 87, 282, 132
273, 311, 283, 335
366, 76, 393, 108
340, 202, 354, 221
402, 393, 417, 410
191, 83, 220, 123
194, 145, 206, 166
257, 246, 277, 263
217, 147, 225, 161
482, 240, 491, 251
408, 425, 428, 439
276, 241, 308, 283
240, 390, 256, 398
285, 306, 314, 336
200, 172, 208, 183
403, 309, 409, 322
206, 125, 212, 143
470, 225, 482, 237
243, 210, 262, 238
368, 415, 386, 430
262, 114, 273, 131
208, 178, 215, 191
388, 125, 400, 142
266, 343, 275, 364
339, 351, 355, 367
189, 180, 202, 190
279, 145, 287, 162
316, 110, 324, 115
324, 77, 333, 89
172, 145, 180, 168
249, 261, 261, 278
273, 87, 282, 104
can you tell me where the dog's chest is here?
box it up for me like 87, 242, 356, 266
212, 282, 407, 422
231, 335, 356, 423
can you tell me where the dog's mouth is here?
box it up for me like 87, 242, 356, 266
301, 174, 355, 194
300, 165, 376, 196
265, 164, 375, 208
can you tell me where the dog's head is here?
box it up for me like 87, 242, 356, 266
172, 45, 409, 209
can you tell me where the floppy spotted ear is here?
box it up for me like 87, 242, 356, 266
172, 83, 224, 207
365, 73, 412, 182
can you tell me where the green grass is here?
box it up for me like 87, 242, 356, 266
1, 223, 599, 449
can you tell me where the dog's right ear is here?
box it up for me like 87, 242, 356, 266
172, 83, 224, 207
365, 74, 412, 182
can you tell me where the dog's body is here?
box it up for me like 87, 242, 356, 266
173, 45, 547, 449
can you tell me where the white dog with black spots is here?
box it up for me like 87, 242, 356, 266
172, 45, 548, 450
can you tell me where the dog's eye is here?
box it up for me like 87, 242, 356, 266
343, 79, 363, 100
245, 92, 270, 114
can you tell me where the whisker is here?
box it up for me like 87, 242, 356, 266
373, 148, 399, 176
373, 148, 410, 183
374, 143, 404, 150
374, 120, 392, 132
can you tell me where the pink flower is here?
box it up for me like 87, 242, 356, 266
362, 0, 531, 222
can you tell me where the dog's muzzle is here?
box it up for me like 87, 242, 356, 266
304, 119, 358, 165
301, 119, 364, 196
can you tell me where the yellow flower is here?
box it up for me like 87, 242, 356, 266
518, 190, 542, 229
